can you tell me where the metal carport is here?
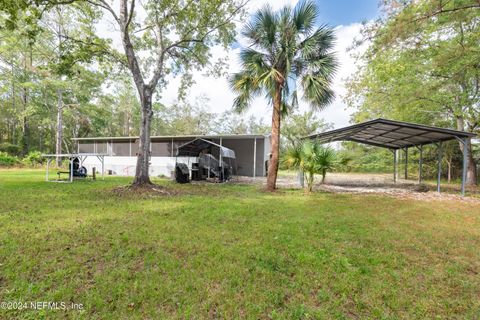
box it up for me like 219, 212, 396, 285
306, 118, 476, 195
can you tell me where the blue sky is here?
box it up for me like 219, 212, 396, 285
316, 0, 379, 26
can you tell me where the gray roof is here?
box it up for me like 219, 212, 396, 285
72, 133, 268, 141
176, 138, 236, 158
307, 118, 476, 149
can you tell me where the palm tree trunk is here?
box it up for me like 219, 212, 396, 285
307, 172, 314, 192
266, 85, 282, 191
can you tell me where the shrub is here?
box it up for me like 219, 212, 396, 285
0, 152, 20, 167
282, 141, 336, 192
0, 143, 21, 156
23, 151, 44, 167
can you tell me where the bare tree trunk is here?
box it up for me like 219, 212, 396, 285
132, 87, 153, 186
20, 49, 30, 155
21, 87, 28, 154
465, 138, 477, 185
266, 84, 282, 191
456, 116, 477, 185
123, 111, 130, 136
10, 61, 15, 145
446, 158, 451, 183
56, 89, 63, 166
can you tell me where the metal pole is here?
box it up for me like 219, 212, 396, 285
70, 157, 73, 183
437, 142, 442, 193
404, 148, 408, 180
220, 138, 223, 181
393, 149, 397, 183
102, 156, 105, 180
46, 158, 50, 181
418, 145, 423, 184
461, 138, 468, 196
253, 138, 257, 178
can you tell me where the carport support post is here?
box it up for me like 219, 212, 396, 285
404, 148, 408, 180
418, 145, 423, 184
461, 138, 468, 196
437, 142, 443, 193
393, 149, 397, 183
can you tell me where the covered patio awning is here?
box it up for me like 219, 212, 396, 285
41, 153, 106, 183
176, 138, 236, 158
306, 118, 476, 195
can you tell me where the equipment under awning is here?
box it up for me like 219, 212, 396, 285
41, 153, 106, 183
176, 138, 236, 158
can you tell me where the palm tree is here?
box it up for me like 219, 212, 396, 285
283, 140, 336, 192
230, 0, 337, 191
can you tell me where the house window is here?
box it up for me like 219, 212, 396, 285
111, 141, 130, 156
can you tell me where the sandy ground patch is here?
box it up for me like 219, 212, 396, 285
233, 173, 479, 202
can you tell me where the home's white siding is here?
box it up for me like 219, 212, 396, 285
76, 135, 271, 178
81, 156, 195, 178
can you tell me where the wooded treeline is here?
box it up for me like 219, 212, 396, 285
345, 0, 480, 184
0, 4, 270, 157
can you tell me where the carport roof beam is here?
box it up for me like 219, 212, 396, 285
306, 118, 475, 150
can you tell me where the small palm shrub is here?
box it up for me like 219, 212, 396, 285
283, 140, 336, 192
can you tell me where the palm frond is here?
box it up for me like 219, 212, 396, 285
242, 5, 278, 50
293, 0, 318, 34
301, 72, 335, 110
229, 72, 261, 113
299, 25, 335, 60
232, 1, 337, 116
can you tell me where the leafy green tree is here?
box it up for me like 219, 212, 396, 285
213, 111, 270, 135
0, 5, 105, 157
283, 140, 336, 192
230, 1, 337, 191
67, 0, 247, 186
282, 110, 332, 149
346, 0, 480, 185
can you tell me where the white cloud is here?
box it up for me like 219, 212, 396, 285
318, 22, 367, 128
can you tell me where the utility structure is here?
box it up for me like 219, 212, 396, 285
307, 118, 475, 196
42, 153, 106, 183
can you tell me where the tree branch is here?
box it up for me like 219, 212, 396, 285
119, 0, 145, 96
125, 0, 135, 29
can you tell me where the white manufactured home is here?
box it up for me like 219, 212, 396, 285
73, 134, 271, 178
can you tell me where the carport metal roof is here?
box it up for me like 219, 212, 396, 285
176, 138, 236, 158
306, 118, 475, 150
306, 118, 476, 196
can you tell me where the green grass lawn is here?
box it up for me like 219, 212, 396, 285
1, 169, 479, 319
